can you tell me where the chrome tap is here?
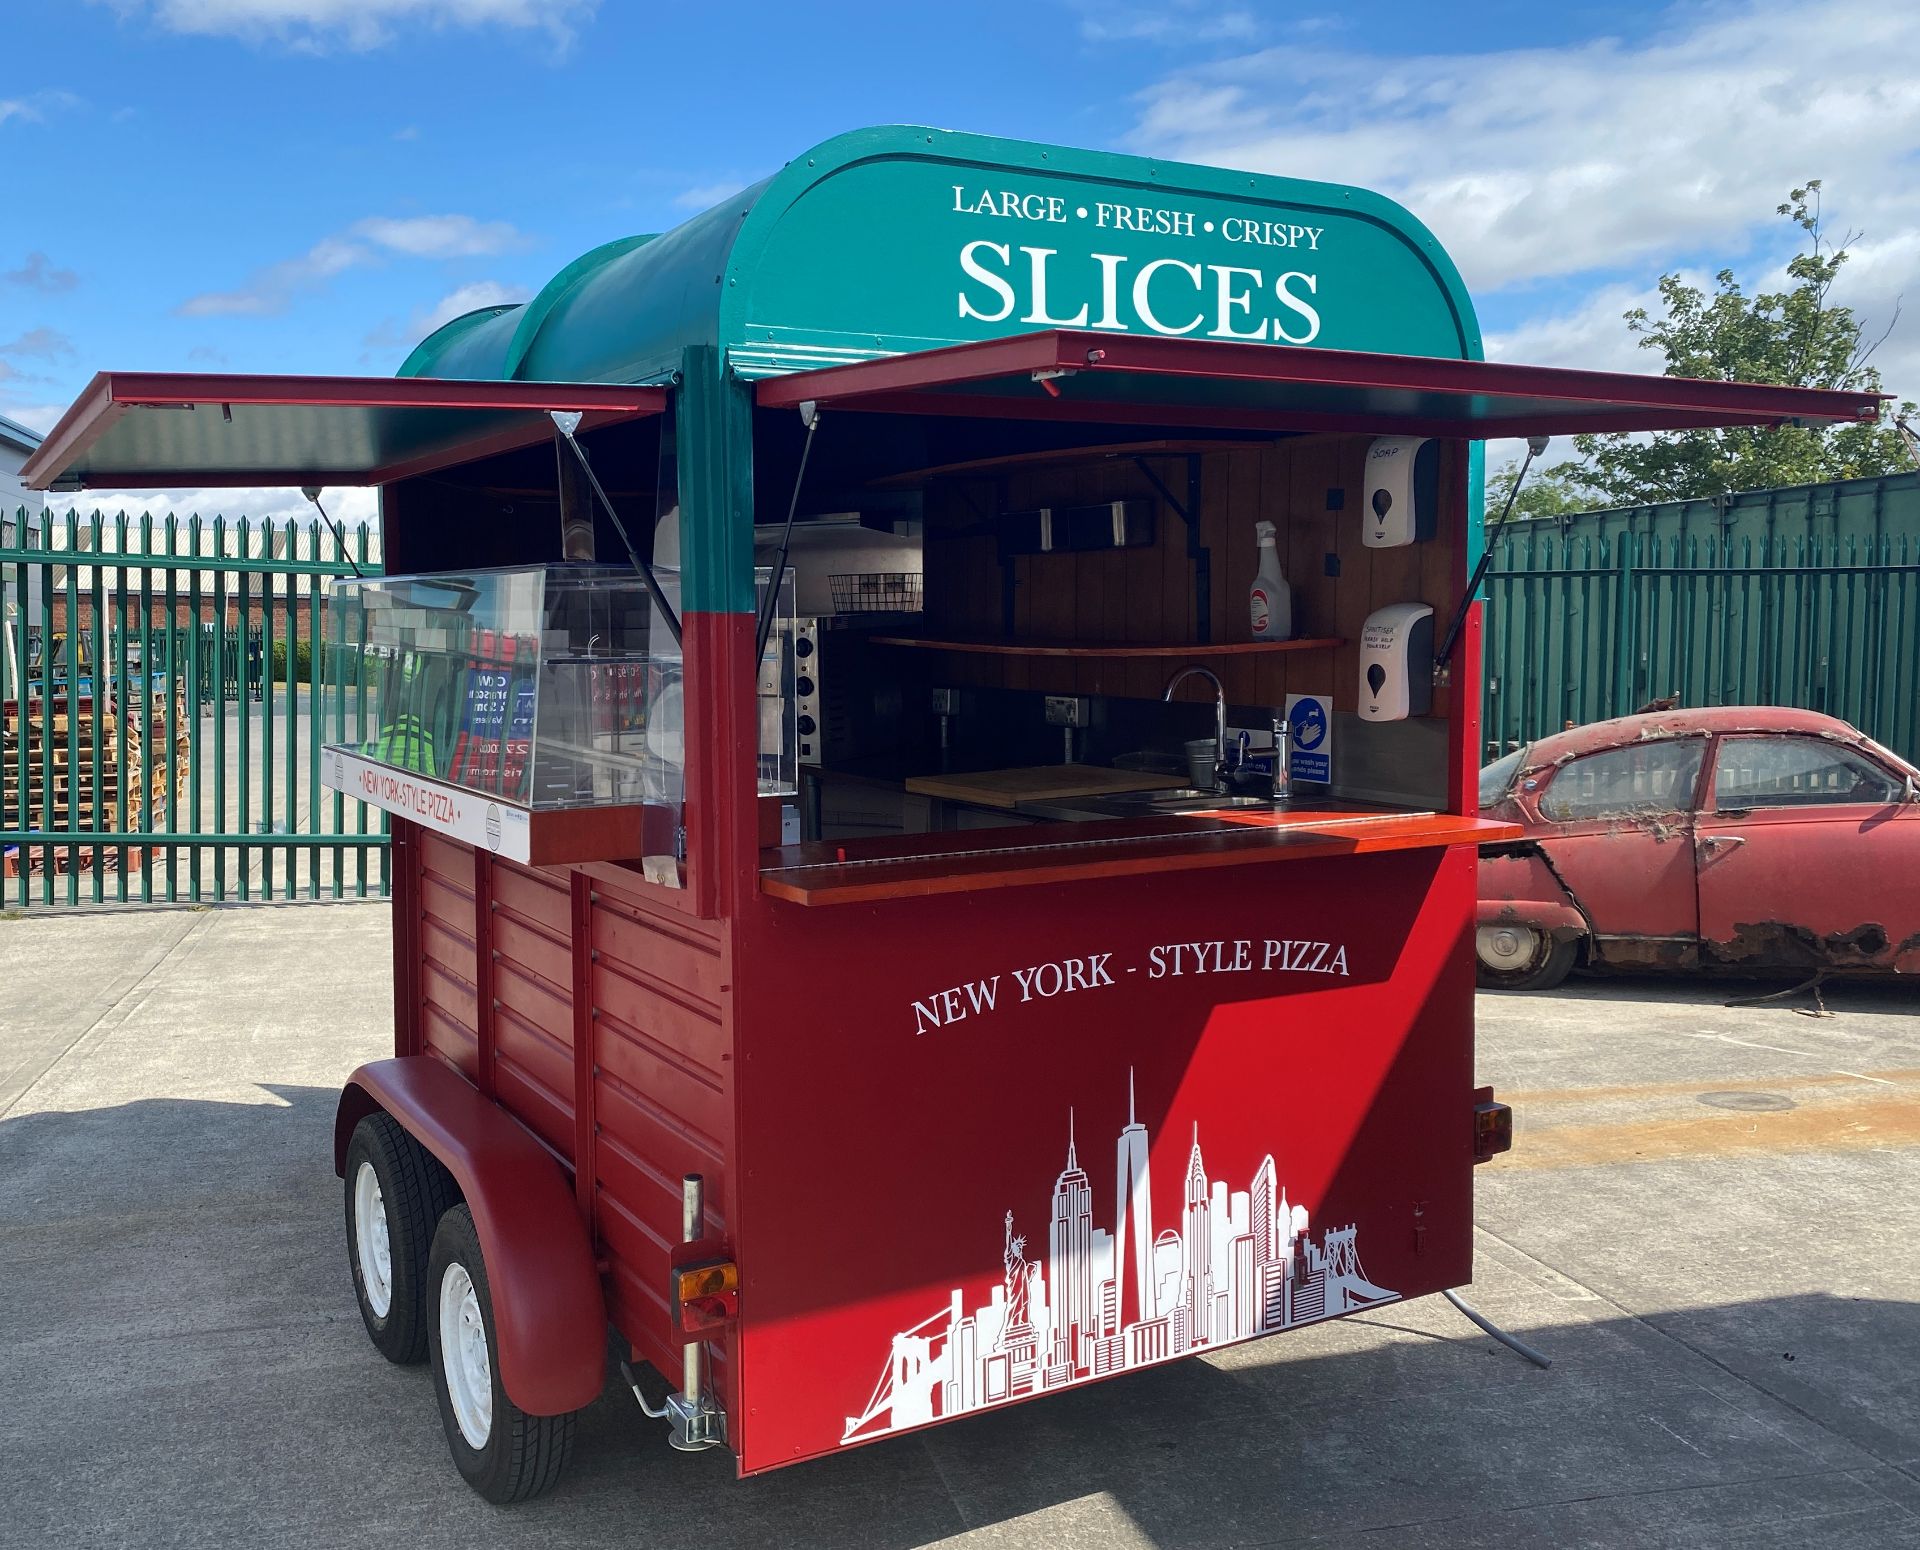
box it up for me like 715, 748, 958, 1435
1271, 707, 1292, 802
1162, 665, 1227, 790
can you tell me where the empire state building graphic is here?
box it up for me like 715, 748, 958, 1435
841, 1072, 1400, 1444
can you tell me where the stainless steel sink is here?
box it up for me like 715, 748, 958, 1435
1098, 789, 1274, 812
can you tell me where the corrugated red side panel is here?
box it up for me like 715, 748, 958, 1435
396, 836, 738, 1416
586, 871, 733, 1405
487, 861, 578, 1158
417, 831, 479, 1079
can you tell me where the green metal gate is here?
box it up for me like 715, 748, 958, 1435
1, 507, 386, 907
1483, 471, 1920, 767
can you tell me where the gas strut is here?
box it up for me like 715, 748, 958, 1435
549, 411, 682, 646
1433, 434, 1549, 672
301, 488, 364, 579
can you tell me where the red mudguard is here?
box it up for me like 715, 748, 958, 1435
334, 1056, 605, 1416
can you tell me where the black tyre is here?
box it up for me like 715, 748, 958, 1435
1475, 923, 1579, 991
345, 1113, 459, 1364
427, 1204, 577, 1504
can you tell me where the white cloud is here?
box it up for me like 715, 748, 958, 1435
178, 234, 367, 317
1078, 3, 1258, 45
0, 402, 68, 436
672, 179, 759, 212
1124, 0, 1920, 298
40, 484, 379, 527
1123, 0, 1920, 406
350, 214, 522, 258
0, 327, 78, 361
0, 91, 82, 128
1483, 282, 1665, 375
177, 214, 529, 317
413, 279, 529, 335
359, 280, 530, 366
92, 0, 597, 51
4, 252, 80, 293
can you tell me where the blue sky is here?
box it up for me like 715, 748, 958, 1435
4, 0, 1916, 514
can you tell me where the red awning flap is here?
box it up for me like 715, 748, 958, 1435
753, 331, 1886, 440
21, 372, 668, 491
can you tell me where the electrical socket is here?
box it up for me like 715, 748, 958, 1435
1044, 695, 1091, 728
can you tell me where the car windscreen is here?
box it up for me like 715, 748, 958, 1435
1479, 747, 1527, 807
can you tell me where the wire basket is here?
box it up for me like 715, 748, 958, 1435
829, 572, 923, 614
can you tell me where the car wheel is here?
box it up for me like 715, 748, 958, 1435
1476, 923, 1578, 991
345, 1112, 458, 1364
427, 1204, 577, 1504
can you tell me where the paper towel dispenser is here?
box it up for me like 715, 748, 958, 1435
1359, 602, 1434, 721
1362, 437, 1438, 548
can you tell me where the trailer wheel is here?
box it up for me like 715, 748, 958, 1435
344, 1112, 457, 1364
1475, 923, 1577, 991
427, 1204, 576, 1504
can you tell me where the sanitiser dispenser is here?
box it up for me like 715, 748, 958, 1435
1362, 437, 1438, 548
1358, 602, 1434, 721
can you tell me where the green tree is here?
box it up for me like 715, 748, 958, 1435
1569, 184, 1916, 504
1485, 461, 1599, 523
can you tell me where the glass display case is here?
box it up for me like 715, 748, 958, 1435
321, 564, 794, 871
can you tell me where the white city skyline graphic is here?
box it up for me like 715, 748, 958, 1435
842, 1071, 1399, 1443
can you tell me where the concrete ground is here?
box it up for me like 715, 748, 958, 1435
1, 903, 1916, 1549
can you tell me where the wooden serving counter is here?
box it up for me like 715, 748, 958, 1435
759, 807, 1522, 906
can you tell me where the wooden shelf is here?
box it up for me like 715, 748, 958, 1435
869, 635, 1342, 659
871, 437, 1277, 488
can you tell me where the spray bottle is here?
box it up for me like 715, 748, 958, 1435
1249, 521, 1292, 641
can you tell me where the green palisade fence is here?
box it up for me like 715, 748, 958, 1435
1484, 471, 1920, 767
1, 507, 385, 907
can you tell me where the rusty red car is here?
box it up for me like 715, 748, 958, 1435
1476, 707, 1920, 990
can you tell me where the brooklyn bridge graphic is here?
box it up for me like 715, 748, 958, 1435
842, 1072, 1399, 1443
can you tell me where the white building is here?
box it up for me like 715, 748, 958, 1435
2, 414, 47, 693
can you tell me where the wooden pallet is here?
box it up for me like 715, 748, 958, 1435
0, 694, 179, 875
4, 844, 155, 880
2, 712, 117, 738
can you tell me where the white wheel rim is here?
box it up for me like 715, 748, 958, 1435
439, 1262, 493, 1449
352, 1162, 393, 1319
1477, 923, 1544, 973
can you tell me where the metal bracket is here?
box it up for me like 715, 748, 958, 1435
1133, 454, 1211, 644
662, 1387, 729, 1452
620, 1361, 730, 1452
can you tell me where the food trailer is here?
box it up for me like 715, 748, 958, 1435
22, 126, 1884, 1502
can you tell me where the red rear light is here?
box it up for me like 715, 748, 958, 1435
671, 1258, 739, 1336
1473, 1086, 1512, 1163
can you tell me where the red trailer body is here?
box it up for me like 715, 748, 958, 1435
373, 804, 1487, 1472
22, 125, 1885, 1497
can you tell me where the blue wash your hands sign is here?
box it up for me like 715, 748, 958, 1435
1286, 693, 1333, 784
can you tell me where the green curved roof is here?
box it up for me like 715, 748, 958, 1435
400, 125, 1482, 387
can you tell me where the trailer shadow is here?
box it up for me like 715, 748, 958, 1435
4, 1084, 1918, 1547
1513, 969, 1920, 1017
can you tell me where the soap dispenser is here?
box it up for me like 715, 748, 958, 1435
1249, 521, 1292, 641
1358, 603, 1434, 720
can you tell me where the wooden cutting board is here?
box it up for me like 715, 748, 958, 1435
905, 764, 1189, 810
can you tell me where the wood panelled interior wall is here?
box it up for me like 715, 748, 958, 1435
915, 435, 1460, 721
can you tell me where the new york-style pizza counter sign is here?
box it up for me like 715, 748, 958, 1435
951, 183, 1327, 343
912, 939, 1353, 1037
